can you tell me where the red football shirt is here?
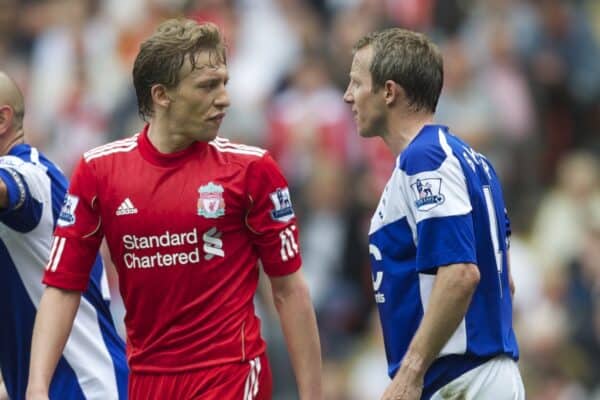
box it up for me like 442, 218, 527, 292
44, 125, 302, 373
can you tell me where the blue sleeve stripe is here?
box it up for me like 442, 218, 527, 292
0, 168, 44, 232
416, 213, 477, 271
0, 168, 26, 211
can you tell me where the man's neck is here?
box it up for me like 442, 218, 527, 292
0, 130, 25, 156
147, 118, 194, 154
383, 111, 435, 157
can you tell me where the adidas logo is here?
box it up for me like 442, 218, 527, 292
116, 198, 138, 216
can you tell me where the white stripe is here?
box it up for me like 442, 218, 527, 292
30, 147, 39, 164
288, 228, 298, 253
50, 237, 66, 272
419, 273, 467, 356
243, 359, 255, 400
252, 357, 261, 396
249, 359, 257, 400
85, 143, 138, 162
210, 140, 265, 155
30, 148, 48, 173
212, 140, 266, 155
100, 259, 111, 301
46, 237, 60, 270
214, 138, 266, 154
243, 372, 250, 400
63, 295, 120, 399
125, 198, 135, 208
209, 142, 265, 157
210, 137, 266, 153
83, 136, 138, 159
83, 138, 137, 160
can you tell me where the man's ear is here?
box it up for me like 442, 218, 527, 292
383, 80, 402, 106
0, 106, 13, 135
151, 84, 172, 109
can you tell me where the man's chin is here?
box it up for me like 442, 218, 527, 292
359, 128, 378, 138
192, 129, 219, 143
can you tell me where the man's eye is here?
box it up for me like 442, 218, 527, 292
199, 81, 218, 89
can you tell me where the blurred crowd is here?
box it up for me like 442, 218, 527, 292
2, 0, 600, 398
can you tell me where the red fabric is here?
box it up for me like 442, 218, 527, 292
44, 125, 302, 373
128, 352, 272, 400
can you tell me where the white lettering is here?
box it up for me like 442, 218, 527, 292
369, 244, 382, 261
188, 247, 200, 263
369, 245, 385, 303
187, 228, 198, 244
121, 229, 199, 250
161, 253, 172, 266
121, 229, 207, 270
123, 235, 136, 250
372, 271, 383, 291
178, 252, 188, 264
280, 225, 299, 262
123, 248, 202, 269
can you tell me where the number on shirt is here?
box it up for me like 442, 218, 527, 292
280, 225, 299, 262
483, 186, 504, 298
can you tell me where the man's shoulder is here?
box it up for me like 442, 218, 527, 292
83, 134, 140, 164
0, 145, 64, 182
207, 136, 267, 164
399, 126, 449, 176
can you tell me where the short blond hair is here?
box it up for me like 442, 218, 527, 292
354, 28, 443, 113
133, 18, 227, 120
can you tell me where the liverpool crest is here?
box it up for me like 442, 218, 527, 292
197, 182, 225, 218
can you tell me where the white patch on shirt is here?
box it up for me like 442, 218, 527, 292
269, 187, 295, 222
57, 194, 79, 227
410, 177, 445, 212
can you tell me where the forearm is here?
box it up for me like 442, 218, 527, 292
0, 179, 8, 209
27, 286, 81, 395
0, 373, 7, 400
402, 263, 480, 377
273, 279, 322, 399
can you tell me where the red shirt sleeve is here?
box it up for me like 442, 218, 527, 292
245, 153, 302, 277
43, 157, 103, 291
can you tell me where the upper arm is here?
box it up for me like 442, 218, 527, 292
269, 269, 310, 301
42, 158, 103, 292
401, 147, 476, 272
435, 262, 480, 290
246, 154, 302, 277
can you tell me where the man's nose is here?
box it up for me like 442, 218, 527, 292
215, 87, 230, 108
343, 89, 353, 103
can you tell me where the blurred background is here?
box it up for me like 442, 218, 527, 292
2, 0, 600, 398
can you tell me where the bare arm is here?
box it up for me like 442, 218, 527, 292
26, 287, 81, 399
382, 263, 480, 399
0, 373, 8, 400
507, 249, 515, 298
0, 178, 8, 209
269, 269, 322, 400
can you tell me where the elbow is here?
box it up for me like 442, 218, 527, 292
272, 279, 311, 309
461, 263, 480, 292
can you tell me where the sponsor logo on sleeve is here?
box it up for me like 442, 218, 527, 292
197, 182, 225, 219
410, 178, 445, 212
269, 187, 295, 222
57, 194, 79, 227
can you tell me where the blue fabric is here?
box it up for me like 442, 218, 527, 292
369, 124, 519, 396
0, 144, 128, 400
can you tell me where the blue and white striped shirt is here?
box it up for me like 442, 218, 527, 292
0, 144, 127, 400
369, 125, 519, 399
